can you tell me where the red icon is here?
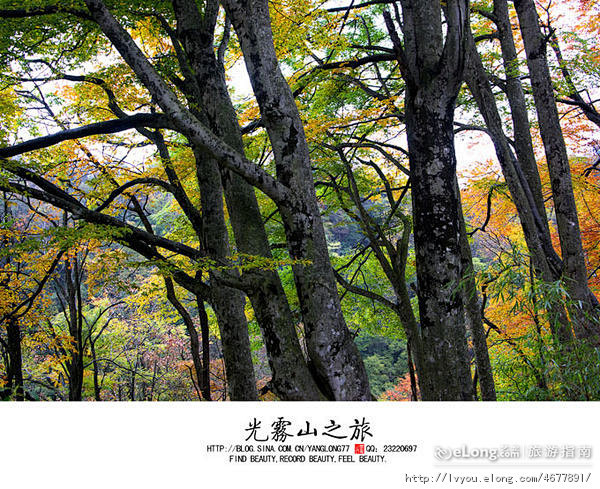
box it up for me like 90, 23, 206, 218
355, 444, 365, 454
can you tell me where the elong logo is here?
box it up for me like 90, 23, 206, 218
434, 445, 518, 462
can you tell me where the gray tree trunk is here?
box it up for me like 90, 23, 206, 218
194, 147, 258, 401
171, 0, 323, 400
457, 186, 496, 401
385, 0, 474, 400
64, 253, 83, 401
513, 0, 600, 340
493, 0, 549, 226
83, 0, 369, 399
406, 101, 474, 400
464, 29, 573, 343
222, 0, 371, 400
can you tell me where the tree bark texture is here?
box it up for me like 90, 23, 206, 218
390, 0, 474, 400
5, 317, 24, 401
171, 0, 323, 399
64, 254, 84, 401
464, 29, 573, 343
406, 100, 474, 400
493, 0, 549, 227
222, 0, 371, 400
457, 187, 496, 401
513, 0, 600, 340
194, 148, 258, 401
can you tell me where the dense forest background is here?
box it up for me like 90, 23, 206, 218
1, 0, 599, 401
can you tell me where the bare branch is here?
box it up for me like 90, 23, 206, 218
327, 0, 398, 13
317, 53, 396, 70
82, 0, 291, 205
0, 114, 171, 159
0, 6, 92, 20
94, 177, 178, 213
334, 269, 398, 311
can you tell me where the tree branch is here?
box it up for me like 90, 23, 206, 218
94, 177, 178, 213
326, 0, 397, 12
0, 6, 92, 20
0, 114, 171, 159
82, 0, 291, 206
333, 269, 399, 311
317, 53, 396, 71
0, 180, 204, 262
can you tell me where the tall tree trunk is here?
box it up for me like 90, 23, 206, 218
406, 341, 419, 401
464, 29, 573, 344
130, 358, 137, 401
457, 187, 496, 401
222, 0, 371, 400
493, 0, 549, 226
514, 0, 600, 340
194, 147, 258, 401
171, 0, 323, 400
6, 317, 24, 401
90, 339, 101, 401
64, 253, 83, 401
82, 0, 367, 399
1, 195, 24, 401
197, 296, 212, 401
122, 157, 219, 400
385, 0, 474, 400
405, 99, 473, 400
150, 360, 158, 401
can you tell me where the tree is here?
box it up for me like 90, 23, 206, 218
167, 0, 322, 400
0, 0, 370, 400
0, 193, 64, 400
512, 0, 600, 340
383, 0, 475, 400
